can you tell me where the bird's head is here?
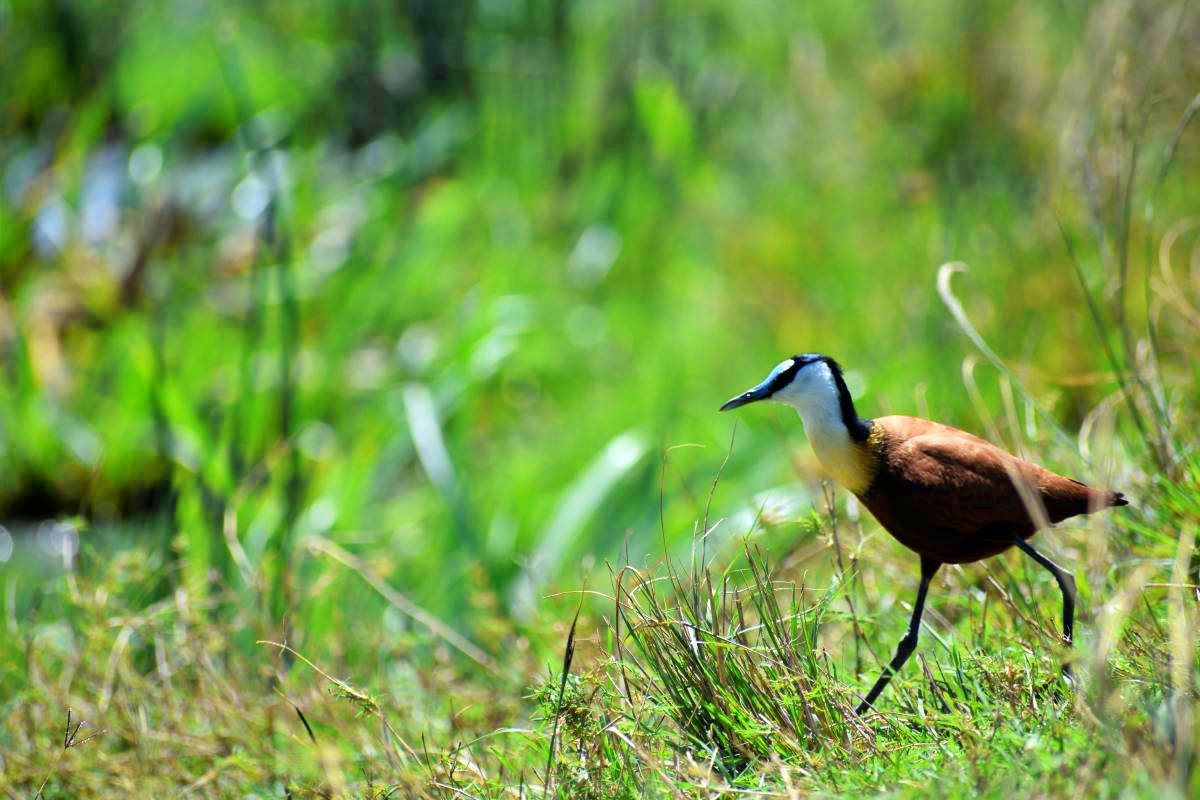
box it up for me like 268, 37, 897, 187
719, 353, 848, 415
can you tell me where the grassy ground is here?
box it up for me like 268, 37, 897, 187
2, 0, 1199, 796
3, 453, 1198, 798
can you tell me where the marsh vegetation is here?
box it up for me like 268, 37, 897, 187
1, 0, 1198, 796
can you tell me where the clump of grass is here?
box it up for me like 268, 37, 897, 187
612, 542, 862, 777
527, 668, 645, 800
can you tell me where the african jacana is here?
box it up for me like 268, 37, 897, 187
720, 354, 1127, 714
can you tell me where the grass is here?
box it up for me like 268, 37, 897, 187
2, 0, 1200, 796
3, 455, 1196, 797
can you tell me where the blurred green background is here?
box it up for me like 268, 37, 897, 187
1, 0, 1196, 685
0, 0, 1195, 623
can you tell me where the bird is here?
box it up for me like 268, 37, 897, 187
719, 353, 1127, 714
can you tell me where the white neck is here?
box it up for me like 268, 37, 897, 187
776, 368, 867, 492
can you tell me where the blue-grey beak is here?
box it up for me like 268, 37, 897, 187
719, 381, 772, 412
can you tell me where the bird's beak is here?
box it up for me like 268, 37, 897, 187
719, 380, 772, 412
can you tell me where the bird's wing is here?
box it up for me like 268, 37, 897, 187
875, 416, 1097, 530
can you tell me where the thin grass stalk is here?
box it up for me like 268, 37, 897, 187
1113, 135, 1174, 464
821, 482, 862, 678
543, 604, 580, 797
1056, 215, 1167, 472
937, 263, 1080, 457
1141, 92, 1200, 459
146, 263, 181, 598
219, 36, 305, 620
266, 187, 302, 622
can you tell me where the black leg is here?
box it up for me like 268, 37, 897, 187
856, 558, 940, 715
1012, 536, 1075, 647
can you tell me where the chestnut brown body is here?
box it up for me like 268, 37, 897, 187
858, 416, 1126, 564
